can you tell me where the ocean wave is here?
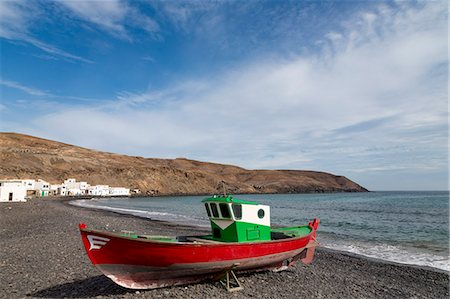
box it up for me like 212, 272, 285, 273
323, 241, 450, 272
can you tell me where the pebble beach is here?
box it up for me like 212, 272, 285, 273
1, 199, 448, 299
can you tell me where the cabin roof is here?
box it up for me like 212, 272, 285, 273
201, 195, 259, 205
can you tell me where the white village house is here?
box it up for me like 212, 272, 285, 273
0, 177, 131, 200
109, 187, 130, 196
34, 179, 50, 197
64, 178, 88, 196
50, 184, 60, 196
88, 185, 110, 196
0, 180, 27, 202
20, 179, 36, 197
21, 179, 35, 191
87, 185, 130, 196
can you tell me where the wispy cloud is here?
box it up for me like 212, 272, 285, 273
152, 1, 347, 58
59, 0, 127, 34
0, 1, 92, 63
142, 56, 155, 62
152, 1, 220, 33
0, 78, 111, 103
58, 0, 159, 40
20, 35, 93, 63
0, 79, 50, 96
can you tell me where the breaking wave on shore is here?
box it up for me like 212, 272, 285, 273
321, 239, 450, 272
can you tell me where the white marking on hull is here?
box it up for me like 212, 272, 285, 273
87, 235, 110, 250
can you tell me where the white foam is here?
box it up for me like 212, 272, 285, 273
323, 242, 450, 272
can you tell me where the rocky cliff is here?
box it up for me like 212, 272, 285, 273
0, 133, 368, 195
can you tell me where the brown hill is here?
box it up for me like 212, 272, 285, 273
0, 133, 368, 195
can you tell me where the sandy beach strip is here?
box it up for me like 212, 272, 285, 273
0, 199, 448, 299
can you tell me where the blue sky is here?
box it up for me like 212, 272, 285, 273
0, 0, 447, 191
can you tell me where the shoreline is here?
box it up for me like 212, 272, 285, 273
318, 247, 450, 275
32, 187, 371, 201
1, 198, 448, 298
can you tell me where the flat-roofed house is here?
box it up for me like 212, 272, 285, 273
0, 180, 27, 202
50, 184, 60, 196
109, 187, 130, 196
88, 185, 110, 196
20, 179, 37, 197
64, 179, 88, 196
35, 179, 50, 197
21, 179, 35, 190
58, 185, 67, 196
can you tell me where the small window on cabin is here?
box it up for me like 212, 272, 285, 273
210, 203, 220, 218
219, 203, 231, 218
232, 204, 242, 220
258, 209, 265, 219
205, 203, 211, 217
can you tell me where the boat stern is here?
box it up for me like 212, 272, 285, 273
300, 218, 320, 264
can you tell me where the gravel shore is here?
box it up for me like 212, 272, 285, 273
1, 199, 448, 299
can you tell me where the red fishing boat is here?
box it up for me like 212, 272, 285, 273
79, 195, 319, 290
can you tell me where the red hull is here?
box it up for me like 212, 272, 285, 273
79, 220, 319, 289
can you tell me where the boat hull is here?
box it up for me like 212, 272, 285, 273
79, 220, 319, 289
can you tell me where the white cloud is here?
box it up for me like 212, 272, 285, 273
0, 0, 30, 38
58, 0, 159, 40
154, 1, 218, 33
142, 56, 155, 62
13, 2, 448, 190
0, 79, 50, 96
0, 0, 160, 61
0, 1, 92, 63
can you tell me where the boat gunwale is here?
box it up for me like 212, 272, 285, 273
79, 226, 315, 247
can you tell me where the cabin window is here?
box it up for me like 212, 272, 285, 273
258, 209, 265, 219
232, 204, 242, 220
219, 203, 231, 219
205, 203, 211, 217
210, 203, 219, 218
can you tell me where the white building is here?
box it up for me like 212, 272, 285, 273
0, 180, 27, 202
35, 179, 50, 197
64, 178, 88, 196
21, 179, 36, 191
88, 185, 110, 196
109, 187, 130, 196
50, 184, 60, 196
58, 185, 67, 196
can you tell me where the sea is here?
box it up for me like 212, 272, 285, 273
71, 191, 450, 272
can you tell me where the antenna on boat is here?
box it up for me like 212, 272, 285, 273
222, 181, 227, 197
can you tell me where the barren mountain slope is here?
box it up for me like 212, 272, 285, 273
0, 133, 368, 195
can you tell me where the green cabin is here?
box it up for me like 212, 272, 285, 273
202, 195, 271, 242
